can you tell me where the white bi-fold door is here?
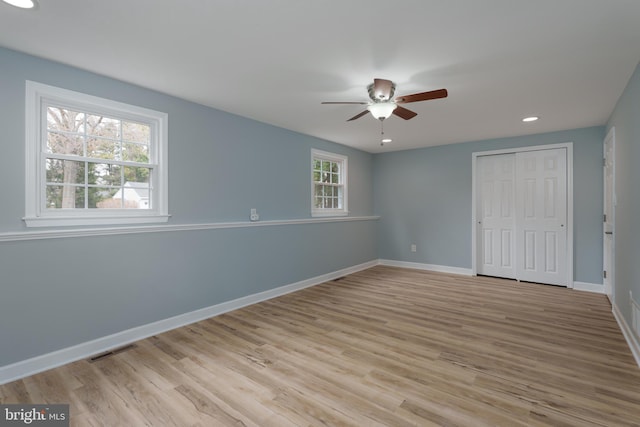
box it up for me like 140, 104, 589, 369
476, 147, 569, 286
477, 153, 517, 279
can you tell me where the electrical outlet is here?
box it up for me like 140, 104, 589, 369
250, 208, 259, 222
411, 244, 417, 252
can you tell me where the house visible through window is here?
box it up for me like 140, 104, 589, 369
25, 81, 168, 227
311, 149, 348, 217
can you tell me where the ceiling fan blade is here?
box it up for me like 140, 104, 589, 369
373, 78, 394, 100
321, 101, 368, 105
393, 105, 418, 120
347, 110, 369, 121
395, 88, 448, 104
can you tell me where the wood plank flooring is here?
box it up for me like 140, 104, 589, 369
2, 266, 640, 426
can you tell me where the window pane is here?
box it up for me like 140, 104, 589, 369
122, 121, 150, 144
322, 161, 331, 172
47, 107, 84, 133
74, 187, 86, 209
47, 132, 83, 156
313, 171, 321, 182
324, 198, 333, 208
91, 187, 121, 209
313, 160, 321, 170
321, 172, 330, 183
124, 167, 150, 184
122, 142, 149, 163
86, 114, 119, 139
45, 185, 62, 209
331, 162, 339, 173
87, 137, 121, 160
46, 185, 85, 209
88, 163, 121, 186
331, 173, 339, 184
122, 183, 150, 209
46, 159, 85, 184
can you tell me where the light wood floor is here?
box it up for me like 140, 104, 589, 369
2, 266, 640, 426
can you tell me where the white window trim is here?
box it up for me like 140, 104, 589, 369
311, 149, 348, 217
24, 81, 169, 227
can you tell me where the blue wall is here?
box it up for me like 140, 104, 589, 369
374, 127, 605, 284
607, 60, 640, 331
0, 47, 377, 366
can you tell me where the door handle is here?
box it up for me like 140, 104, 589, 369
605, 231, 613, 235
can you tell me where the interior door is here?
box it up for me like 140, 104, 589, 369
515, 148, 568, 286
603, 128, 615, 303
477, 154, 516, 278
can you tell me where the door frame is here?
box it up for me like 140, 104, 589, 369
471, 142, 574, 287
603, 127, 616, 303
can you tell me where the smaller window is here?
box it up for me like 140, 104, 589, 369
311, 149, 348, 217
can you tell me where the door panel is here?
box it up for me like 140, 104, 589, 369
524, 231, 536, 271
477, 154, 516, 278
515, 148, 567, 285
501, 229, 512, 268
545, 231, 557, 273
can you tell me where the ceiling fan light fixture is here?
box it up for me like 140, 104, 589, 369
2, 0, 37, 8
367, 102, 397, 120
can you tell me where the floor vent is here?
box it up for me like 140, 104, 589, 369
88, 344, 137, 362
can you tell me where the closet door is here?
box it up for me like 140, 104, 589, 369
515, 148, 567, 286
476, 154, 516, 279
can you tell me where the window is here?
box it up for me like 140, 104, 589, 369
311, 149, 348, 217
25, 81, 168, 227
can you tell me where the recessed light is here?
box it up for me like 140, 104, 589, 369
2, 0, 36, 8
522, 116, 539, 122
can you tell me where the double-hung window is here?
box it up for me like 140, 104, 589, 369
311, 149, 348, 217
24, 81, 168, 227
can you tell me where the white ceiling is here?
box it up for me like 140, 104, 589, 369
1, 0, 640, 153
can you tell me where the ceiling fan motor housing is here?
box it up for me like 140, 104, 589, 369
367, 82, 396, 102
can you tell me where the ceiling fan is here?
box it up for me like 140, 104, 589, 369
322, 78, 448, 122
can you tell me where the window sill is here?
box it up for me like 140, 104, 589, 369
23, 214, 171, 228
311, 210, 349, 218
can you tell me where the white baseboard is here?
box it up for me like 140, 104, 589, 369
0, 260, 378, 385
573, 281, 604, 293
612, 302, 640, 368
378, 259, 472, 276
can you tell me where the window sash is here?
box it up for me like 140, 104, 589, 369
311, 149, 348, 216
